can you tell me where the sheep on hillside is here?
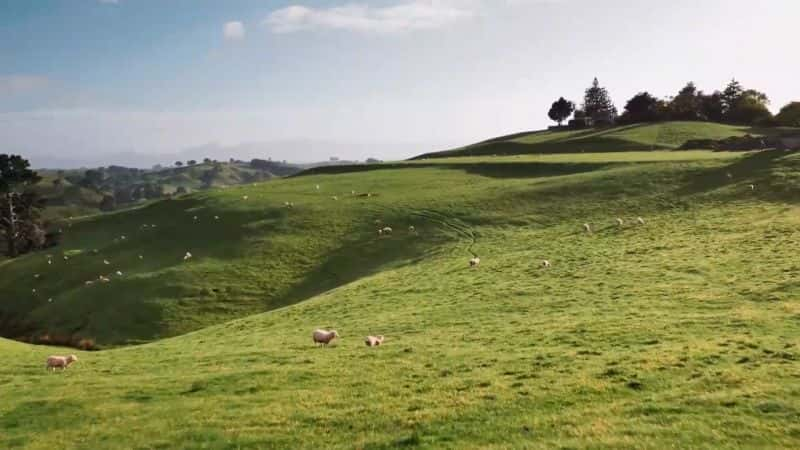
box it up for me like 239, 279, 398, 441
63, 255, 69, 261
183, 252, 193, 261
46, 354, 78, 371
365, 335, 385, 347
469, 257, 481, 268
583, 223, 592, 233
85, 280, 94, 286
115, 270, 123, 276
242, 195, 249, 200
637, 217, 645, 225
99, 275, 110, 283
331, 196, 338, 201
312, 329, 339, 346
748, 184, 755, 190
615, 218, 624, 227
408, 225, 416, 233
542, 260, 551, 268
103, 260, 110, 265
381, 227, 393, 235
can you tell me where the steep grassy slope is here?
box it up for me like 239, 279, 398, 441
1, 149, 800, 449
415, 122, 798, 159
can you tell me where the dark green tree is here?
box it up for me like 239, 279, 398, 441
99, 194, 116, 212
547, 97, 575, 126
620, 92, 662, 123
700, 91, 725, 122
582, 77, 617, 117
775, 102, 800, 127
0, 154, 43, 257
721, 79, 744, 116
670, 82, 703, 120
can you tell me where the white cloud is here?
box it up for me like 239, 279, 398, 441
0, 76, 51, 95
264, 1, 475, 34
223, 21, 246, 40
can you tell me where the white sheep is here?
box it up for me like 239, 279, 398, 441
331, 196, 338, 201
63, 255, 69, 261
151, 224, 157, 228
138, 255, 144, 260
121, 235, 126, 240
615, 218, 624, 227
34, 274, 40, 279
183, 252, 193, 261
85, 280, 94, 286
99, 275, 110, 283
726, 172, 733, 179
637, 217, 645, 225
214, 216, 219, 220
365, 335, 385, 347
46, 355, 78, 371
377, 229, 383, 236
351, 190, 356, 195
47, 259, 52, 265
408, 225, 416, 233
242, 195, 249, 200
542, 260, 551, 268
32, 288, 37, 294
469, 257, 481, 268
315, 184, 320, 191
193, 216, 198, 221
312, 329, 339, 346
583, 223, 592, 233
115, 270, 123, 276
748, 184, 755, 190
381, 227, 393, 235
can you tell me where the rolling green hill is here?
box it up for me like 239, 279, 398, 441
414, 121, 799, 159
2, 146, 800, 448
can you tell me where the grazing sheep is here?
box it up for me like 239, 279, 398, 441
637, 217, 645, 225
214, 216, 219, 220
63, 255, 69, 261
365, 335, 385, 347
115, 270, 123, 276
47, 260, 52, 265
312, 329, 339, 346
103, 259, 110, 265
378, 229, 383, 236
469, 257, 481, 268
748, 184, 755, 190
408, 225, 416, 233
46, 354, 78, 371
138, 255, 144, 260
381, 227, 393, 235
32, 288, 37, 294
193, 216, 198, 221
331, 196, 338, 201
583, 223, 591, 233
351, 190, 356, 195
242, 195, 249, 200
726, 172, 733, 179
542, 260, 551, 268
183, 252, 193, 261
34, 274, 40, 279
85, 280, 94, 286
120, 235, 126, 240
48, 298, 53, 303
99, 276, 110, 283
151, 224, 157, 228
615, 218, 624, 227
315, 184, 320, 191
91, 249, 99, 255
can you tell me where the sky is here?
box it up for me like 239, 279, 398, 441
1, 0, 798, 168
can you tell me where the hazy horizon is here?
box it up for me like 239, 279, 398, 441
2, 0, 798, 168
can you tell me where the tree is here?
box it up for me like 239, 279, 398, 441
175, 186, 188, 195
547, 97, 575, 126
203, 158, 212, 164
80, 169, 104, 189
187, 160, 197, 166
721, 79, 744, 116
582, 77, 617, 118
99, 194, 116, 212
699, 91, 725, 122
1, 154, 43, 257
775, 102, 800, 127
175, 161, 183, 167
620, 92, 662, 123
669, 82, 703, 120
726, 89, 771, 125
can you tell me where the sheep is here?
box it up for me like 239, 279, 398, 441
469, 257, 481, 268
312, 329, 339, 346
726, 172, 733, 179
748, 184, 755, 190
365, 335, 385, 347
34, 274, 40, 279
214, 215, 219, 220
381, 227, 393, 235
48, 298, 53, 303
351, 190, 356, 195
32, 288, 37, 294
615, 218, 624, 227
63, 255, 69, 261
242, 195, 249, 200
103, 259, 110, 265
378, 229, 383, 236
46, 354, 78, 371
115, 270, 123, 276
637, 217, 645, 225
138, 255, 144, 260
583, 223, 592, 233
315, 184, 320, 191
193, 216, 198, 221
120, 235, 126, 240
183, 252, 193, 261
408, 225, 416, 233
99, 275, 110, 283
151, 224, 157, 228
47, 260, 52, 265
542, 260, 551, 268
331, 196, 338, 201
85, 280, 94, 286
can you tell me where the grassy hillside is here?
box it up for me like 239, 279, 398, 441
2, 148, 800, 448
415, 122, 799, 159
34, 161, 299, 222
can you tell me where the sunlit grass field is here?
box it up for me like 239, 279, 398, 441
2, 147, 800, 449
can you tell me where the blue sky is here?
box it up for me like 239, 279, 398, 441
1, 0, 798, 167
